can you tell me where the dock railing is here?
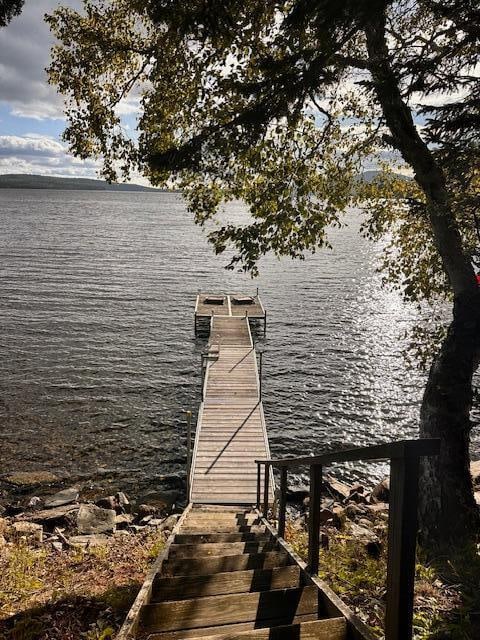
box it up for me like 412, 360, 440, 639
256, 438, 440, 640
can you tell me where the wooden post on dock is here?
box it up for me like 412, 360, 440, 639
185, 411, 192, 499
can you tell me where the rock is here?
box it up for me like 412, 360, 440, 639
344, 503, 362, 520
471, 460, 480, 487
358, 517, 374, 528
4, 471, 59, 487
365, 503, 389, 515
147, 518, 164, 527
140, 515, 153, 525
128, 524, 146, 533
28, 496, 42, 508
137, 504, 157, 519
349, 521, 382, 556
474, 491, 480, 505
371, 477, 390, 503
69, 534, 110, 547
76, 504, 116, 535
348, 491, 368, 504
319, 508, 334, 524
331, 505, 346, 529
324, 477, 351, 502
15, 504, 79, 525
349, 484, 365, 495
51, 541, 63, 553
115, 492, 130, 513
0, 534, 6, 548
45, 487, 79, 508
158, 514, 180, 531
12, 521, 43, 544
136, 490, 178, 514
115, 514, 133, 529
96, 496, 117, 511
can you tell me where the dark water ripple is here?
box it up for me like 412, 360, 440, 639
0, 189, 478, 500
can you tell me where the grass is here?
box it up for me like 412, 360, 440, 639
0, 529, 166, 639
285, 519, 479, 639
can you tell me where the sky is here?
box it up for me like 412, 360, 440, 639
0, 0, 140, 181
0, 2, 471, 183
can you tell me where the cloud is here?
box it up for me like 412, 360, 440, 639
0, 134, 65, 156
0, 0, 82, 120
0, 133, 100, 176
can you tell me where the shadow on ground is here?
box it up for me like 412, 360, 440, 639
0, 584, 138, 640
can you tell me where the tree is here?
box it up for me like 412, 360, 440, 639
46, 0, 480, 546
0, 0, 23, 27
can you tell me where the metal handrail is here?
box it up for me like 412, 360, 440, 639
255, 438, 440, 640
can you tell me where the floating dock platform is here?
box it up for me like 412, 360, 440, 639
194, 292, 266, 336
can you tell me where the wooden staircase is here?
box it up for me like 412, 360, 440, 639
131, 506, 348, 640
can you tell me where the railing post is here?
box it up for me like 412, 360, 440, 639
200, 353, 205, 401
259, 351, 263, 399
185, 410, 192, 500
278, 466, 288, 538
256, 463, 261, 509
263, 463, 270, 519
308, 464, 322, 575
385, 454, 420, 640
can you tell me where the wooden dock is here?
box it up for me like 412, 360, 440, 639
116, 293, 430, 640
190, 295, 272, 505
116, 294, 437, 640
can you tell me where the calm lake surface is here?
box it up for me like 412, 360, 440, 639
1, 189, 478, 501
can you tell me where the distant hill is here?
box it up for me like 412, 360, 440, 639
361, 170, 411, 183
0, 174, 162, 191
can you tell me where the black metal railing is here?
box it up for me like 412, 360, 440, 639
256, 438, 440, 640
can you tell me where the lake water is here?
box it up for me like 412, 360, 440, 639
0, 189, 477, 503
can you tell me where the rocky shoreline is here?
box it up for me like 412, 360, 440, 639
283, 461, 480, 553
1, 461, 479, 555
0, 471, 182, 553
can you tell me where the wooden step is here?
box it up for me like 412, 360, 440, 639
158, 618, 348, 640
162, 551, 293, 576
185, 516, 261, 526
146, 614, 319, 639
174, 532, 271, 544
141, 585, 320, 632
168, 540, 278, 559
152, 565, 304, 602
180, 525, 266, 534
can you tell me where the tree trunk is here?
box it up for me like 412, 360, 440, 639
364, 12, 480, 545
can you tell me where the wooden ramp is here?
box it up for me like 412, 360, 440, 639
191, 313, 272, 505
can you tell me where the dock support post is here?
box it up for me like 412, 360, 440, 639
308, 464, 322, 575
278, 466, 287, 538
264, 311, 267, 337
185, 411, 192, 500
385, 454, 420, 640
263, 463, 270, 518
